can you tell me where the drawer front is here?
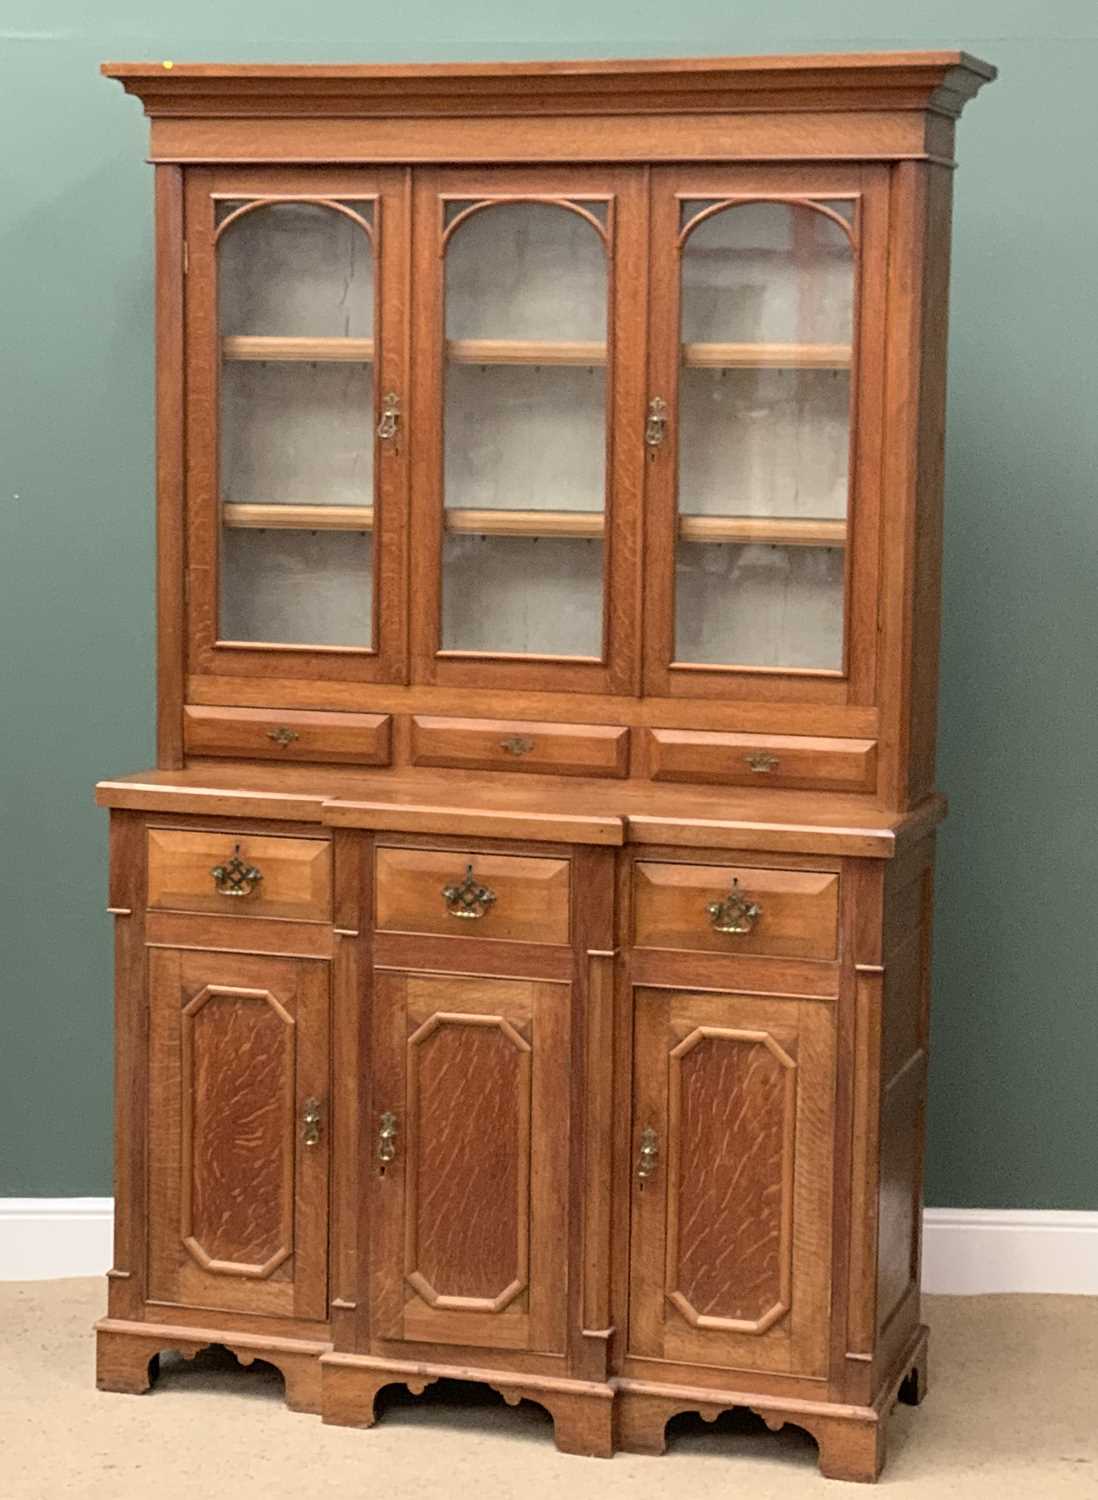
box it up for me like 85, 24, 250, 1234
376, 847, 570, 945
184, 705, 392, 766
410, 716, 629, 778
648, 728, 876, 793
634, 860, 839, 960
148, 830, 332, 922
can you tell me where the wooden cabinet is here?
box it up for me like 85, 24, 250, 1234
97, 49, 993, 1483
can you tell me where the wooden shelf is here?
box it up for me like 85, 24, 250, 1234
222, 504, 846, 546
682, 342, 851, 369
222, 336, 375, 362
446, 339, 607, 366
679, 515, 847, 546
223, 503, 375, 530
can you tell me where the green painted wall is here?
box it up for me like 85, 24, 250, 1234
2, 3, 1095, 1207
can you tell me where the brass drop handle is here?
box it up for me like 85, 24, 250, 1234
500, 736, 535, 757
645, 396, 668, 448
302, 1097, 322, 1147
377, 391, 401, 443
266, 726, 300, 748
636, 1125, 659, 1181
210, 844, 263, 899
707, 878, 762, 935
442, 864, 497, 921
745, 751, 779, 773
378, 1111, 398, 1165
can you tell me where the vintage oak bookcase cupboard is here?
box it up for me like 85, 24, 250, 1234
97, 52, 994, 1482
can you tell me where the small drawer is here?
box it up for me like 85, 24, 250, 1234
410, 716, 629, 778
184, 705, 392, 766
376, 847, 570, 945
647, 729, 876, 793
634, 860, 839, 960
147, 830, 332, 922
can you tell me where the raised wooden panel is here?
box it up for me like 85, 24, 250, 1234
629, 988, 833, 1376
147, 829, 331, 921
410, 715, 629, 778
405, 1013, 531, 1312
147, 948, 329, 1319
647, 728, 876, 793
371, 971, 569, 1353
184, 705, 392, 766
877, 1054, 926, 1332
375, 846, 570, 945
666, 1027, 795, 1334
181, 984, 294, 1277
633, 860, 839, 960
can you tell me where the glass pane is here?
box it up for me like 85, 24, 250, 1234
217, 200, 375, 648
441, 202, 608, 655
675, 201, 853, 671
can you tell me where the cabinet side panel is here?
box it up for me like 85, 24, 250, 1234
155, 165, 185, 768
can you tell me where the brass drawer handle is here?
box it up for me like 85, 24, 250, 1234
377, 391, 401, 443
745, 751, 779, 773
645, 395, 668, 448
706, 878, 761, 935
210, 844, 263, 899
302, 1097, 322, 1147
500, 736, 535, 756
378, 1111, 398, 1165
636, 1125, 659, 1181
266, 726, 300, 748
442, 863, 497, 921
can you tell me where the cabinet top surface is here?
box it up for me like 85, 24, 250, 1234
96, 763, 946, 857
101, 49, 995, 115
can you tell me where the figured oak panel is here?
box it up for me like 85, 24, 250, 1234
629, 988, 833, 1377
668, 1027, 795, 1333
147, 948, 329, 1319
181, 984, 295, 1276
406, 1013, 531, 1310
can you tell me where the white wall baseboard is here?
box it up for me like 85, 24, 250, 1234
921, 1208, 1098, 1295
1, 1201, 1096, 1293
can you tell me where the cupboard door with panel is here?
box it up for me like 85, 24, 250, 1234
185, 167, 409, 685
629, 988, 834, 1376
147, 948, 330, 1319
371, 971, 570, 1353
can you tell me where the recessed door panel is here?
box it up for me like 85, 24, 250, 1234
629, 988, 834, 1376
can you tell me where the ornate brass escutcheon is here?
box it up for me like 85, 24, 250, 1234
442, 863, 497, 920
266, 725, 299, 748
745, 751, 779, 773
499, 736, 535, 756
210, 844, 263, 899
377, 391, 401, 442
706, 877, 762, 935
636, 1125, 659, 1181
302, 1097, 322, 1147
645, 395, 668, 447
378, 1111, 398, 1165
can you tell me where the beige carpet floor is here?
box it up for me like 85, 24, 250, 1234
2, 1281, 1096, 1498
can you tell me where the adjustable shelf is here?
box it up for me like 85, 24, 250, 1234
682, 342, 852, 369
222, 336, 375, 361
222, 503, 846, 547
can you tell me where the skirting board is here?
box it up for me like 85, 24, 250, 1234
1, 1201, 1096, 1293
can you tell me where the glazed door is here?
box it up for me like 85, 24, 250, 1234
643, 165, 888, 706
409, 167, 646, 695
147, 948, 329, 1319
184, 166, 408, 684
629, 988, 834, 1376
371, 971, 570, 1352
